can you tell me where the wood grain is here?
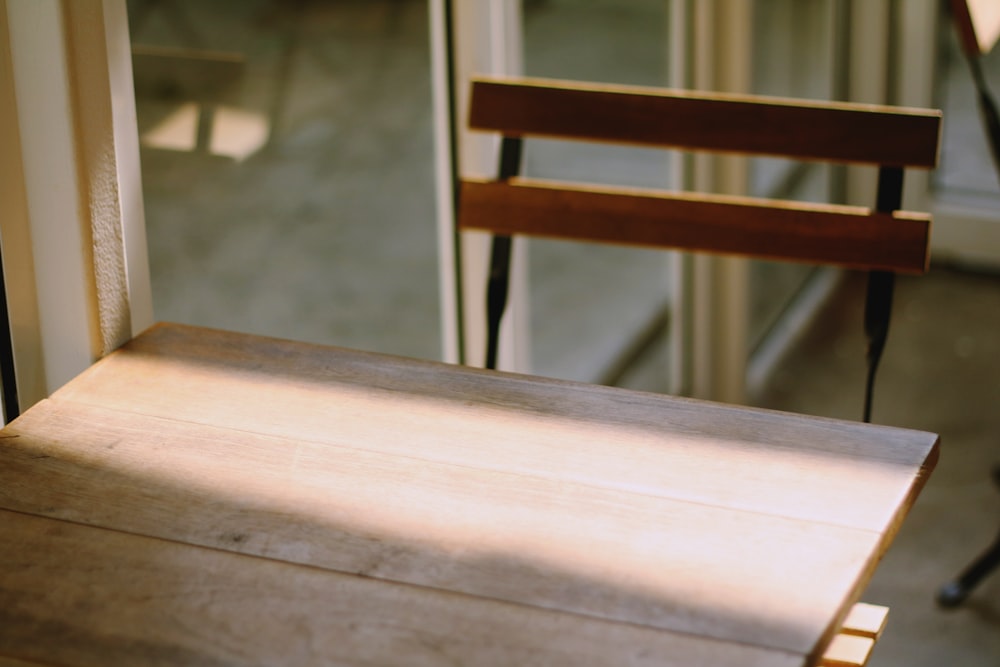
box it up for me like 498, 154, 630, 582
0, 398, 882, 655
2, 323, 939, 665
50, 324, 940, 534
0, 656, 56, 667
0, 510, 801, 667
460, 177, 931, 273
468, 77, 941, 167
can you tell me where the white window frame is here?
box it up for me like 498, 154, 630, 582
430, 0, 529, 371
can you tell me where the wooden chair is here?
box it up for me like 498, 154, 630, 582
936, 0, 1000, 607
459, 76, 942, 422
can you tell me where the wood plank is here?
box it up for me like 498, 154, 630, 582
459, 177, 931, 274
0, 510, 803, 667
50, 324, 940, 536
818, 634, 875, 667
468, 77, 942, 167
0, 398, 880, 656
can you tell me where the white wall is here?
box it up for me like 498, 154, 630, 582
430, 0, 529, 371
0, 0, 152, 417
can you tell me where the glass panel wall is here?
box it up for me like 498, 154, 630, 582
129, 0, 441, 359
934, 6, 1000, 201
521, 0, 671, 384
747, 0, 840, 351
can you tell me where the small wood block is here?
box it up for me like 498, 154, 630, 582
840, 603, 889, 640
819, 634, 876, 667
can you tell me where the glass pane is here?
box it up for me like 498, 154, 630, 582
747, 0, 836, 350
130, 0, 440, 359
522, 0, 670, 384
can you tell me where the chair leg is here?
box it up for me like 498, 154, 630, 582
482, 136, 523, 371
862, 270, 895, 424
484, 234, 512, 370
937, 465, 1000, 608
937, 529, 1000, 608
862, 166, 903, 424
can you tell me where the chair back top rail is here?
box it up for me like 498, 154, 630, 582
468, 76, 942, 168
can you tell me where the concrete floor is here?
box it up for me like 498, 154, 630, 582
131, 1, 1000, 664
752, 269, 1000, 667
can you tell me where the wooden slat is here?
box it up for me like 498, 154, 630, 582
840, 603, 889, 640
819, 634, 876, 667
0, 323, 940, 665
460, 177, 931, 274
0, 510, 802, 667
27, 323, 938, 660
0, 656, 55, 667
0, 398, 883, 656
468, 77, 942, 167
50, 324, 941, 535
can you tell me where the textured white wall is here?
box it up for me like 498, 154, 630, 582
63, 0, 137, 354
0, 0, 152, 411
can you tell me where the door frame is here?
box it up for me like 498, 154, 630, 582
430, 0, 529, 371
0, 0, 152, 420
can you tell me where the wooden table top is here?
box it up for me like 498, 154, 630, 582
0, 323, 938, 666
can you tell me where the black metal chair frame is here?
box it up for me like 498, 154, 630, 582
460, 76, 939, 425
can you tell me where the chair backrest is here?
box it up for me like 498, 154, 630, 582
458, 76, 942, 420
460, 76, 940, 273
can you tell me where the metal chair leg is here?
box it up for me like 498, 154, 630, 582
937, 529, 1000, 608
937, 465, 1000, 608
482, 136, 522, 371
